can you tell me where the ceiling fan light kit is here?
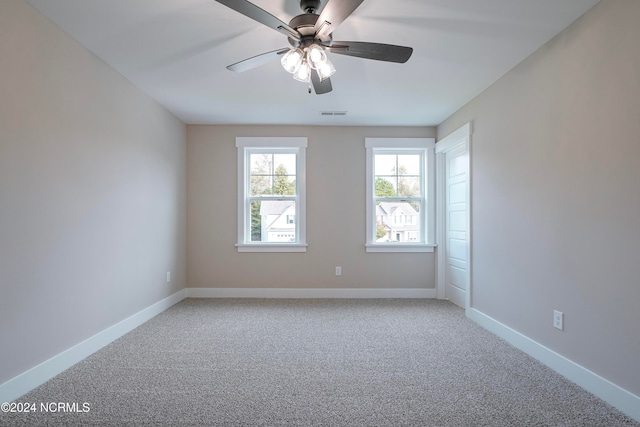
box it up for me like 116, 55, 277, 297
281, 43, 335, 83
215, 0, 413, 94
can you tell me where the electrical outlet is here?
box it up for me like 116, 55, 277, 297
335, 266, 342, 276
166, 272, 171, 283
553, 310, 564, 330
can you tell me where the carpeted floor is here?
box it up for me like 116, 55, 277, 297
1, 298, 638, 426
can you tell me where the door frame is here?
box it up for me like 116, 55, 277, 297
436, 122, 472, 311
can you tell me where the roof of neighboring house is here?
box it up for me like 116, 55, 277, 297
260, 200, 294, 216
376, 202, 418, 216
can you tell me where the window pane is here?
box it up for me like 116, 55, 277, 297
249, 152, 297, 196
374, 154, 397, 175
251, 200, 297, 242
250, 200, 262, 241
375, 201, 421, 243
374, 176, 397, 197
397, 154, 420, 175
250, 153, 272, 175
374, 153, 421, 198
250, 175, 272, 196
273, 172, 296, 195
398, 175, 420, 197
273, 153, 296, 175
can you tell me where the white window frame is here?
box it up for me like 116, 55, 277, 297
236, 137, 307, 253
365, 138, 436, 253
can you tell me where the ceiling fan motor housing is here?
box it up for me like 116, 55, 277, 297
287, 13, 332, 47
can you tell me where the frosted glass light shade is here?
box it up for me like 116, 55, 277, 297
293, 60, 311, 83
316, 58, 336, 81
307, 44, 327, 70
281, 48, 304, 74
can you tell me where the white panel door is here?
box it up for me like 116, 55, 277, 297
445, 144, 468, 307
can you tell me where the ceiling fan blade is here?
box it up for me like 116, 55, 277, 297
311, 72, 332, 95
227, 48, 289, 72
328, 41, 413, 63
214, 0, 301, 40
314, 0, 364, 39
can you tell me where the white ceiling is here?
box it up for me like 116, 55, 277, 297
25, 0, 599, 126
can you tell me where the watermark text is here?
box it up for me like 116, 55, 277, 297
1, 401, 91, 413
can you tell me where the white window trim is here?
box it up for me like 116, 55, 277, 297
365, 137, 436, 253
236, 137, 307, 253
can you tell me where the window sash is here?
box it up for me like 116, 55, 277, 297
246, 196, 298, 243
236, 137, 307, 252
373, 149, 426, 244
374, 150, 425, 198
244, 150, 300, 244
249, 151, 298, 197
374, 198, 424, 243
365, 138, 435, 253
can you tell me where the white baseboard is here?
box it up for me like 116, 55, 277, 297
467, 308, 640, 423
0, 289, 187, 404
187, 287, 437, 299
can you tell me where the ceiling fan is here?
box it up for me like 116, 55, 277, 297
214, 0, 413, 94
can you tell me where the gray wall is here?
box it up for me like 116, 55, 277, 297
0, 0, 187, 384
438, 0, 640, 396
187, 125, 435, 290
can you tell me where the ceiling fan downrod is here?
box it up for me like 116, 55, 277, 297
299, 0, 320, 14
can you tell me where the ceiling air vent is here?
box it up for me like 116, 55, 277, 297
321, 111, 348, 116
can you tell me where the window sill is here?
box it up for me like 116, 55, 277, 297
236, 243, 308, 253
365, 244, 436, 253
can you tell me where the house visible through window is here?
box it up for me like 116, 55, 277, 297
365, 138, 435, 253
236, 137, 307, 252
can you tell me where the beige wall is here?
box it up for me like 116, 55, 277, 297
0, 0, 187, 384
187, 125, 435, 290
438, 0, 640, 395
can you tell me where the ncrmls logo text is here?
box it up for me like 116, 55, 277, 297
40, 402, 90, 413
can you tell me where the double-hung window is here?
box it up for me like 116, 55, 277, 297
236, 137, 307, 252
365, 138, 435, 252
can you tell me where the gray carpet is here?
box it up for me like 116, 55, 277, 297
1, 298, 638, 426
